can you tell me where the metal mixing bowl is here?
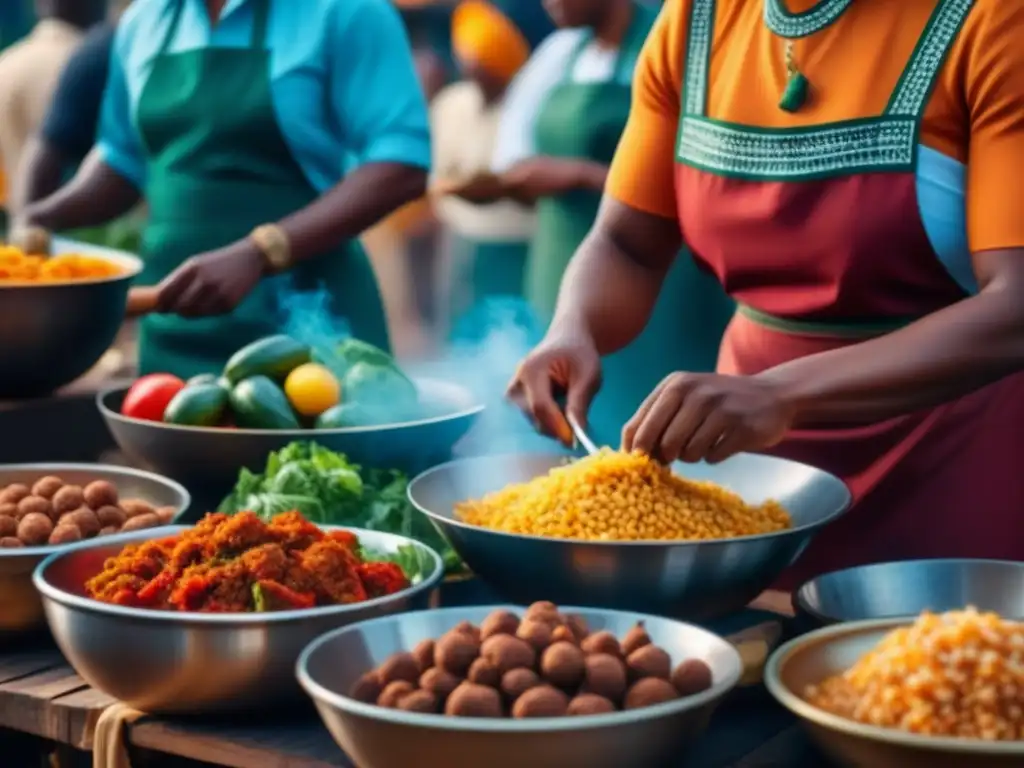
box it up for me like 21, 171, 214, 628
34, 525, 443, 713
408, 453, 850, 620
298, 605, 743, 768
0, 237, 141, 398
0, 463, 189, 639
794, 559, 1024, 627
98, 378, 484, 497
766, 619, 1024, 767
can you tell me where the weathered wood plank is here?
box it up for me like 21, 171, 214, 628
0, 665, 97, 747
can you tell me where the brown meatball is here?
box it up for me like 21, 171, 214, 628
467, 657, 500, 688
419, 668, 460, 703
59, 508, 100, 539
120, 499, 156, 519
48, 525, 83, 546
16, 495, 51, 522
98, 526, 120, 537
17, 512, 53, 546
82, 480, 118, 510
581, 631, 622, 658
626, 645, 672, 681
540, 642, 586, 689
451, 620, 482, 643
95, 505, 127, 530
444, 682, 502, 718
412, 639, 435, 672
511, 685, 569, 718
377, 681, 416, 708
525, 601, 561, 625
480, 634, 535, 675
378, 653, 421, 686
0, 537, 23, 548
0, 503, 17, 520
349, 672, 383, 703
396, 690, 438, 713
624, 678, 679, 710
551, 625, 577, 645
671, 659, 714, 697
581, 653, 628, 702
564, 614, 590, 642
480, 610, 520, 640
622, 622, 652, 657
516, 619, 553, 651
500, 668, 541, 701
30, 477, 63, 500
155, 506, 177, 524
51, 485, 85, 517
0, 483, 31, 505
121, 513, 161, 532
567, 693, 616, 716
0, 515, 17, 538
434, 631, 480, 676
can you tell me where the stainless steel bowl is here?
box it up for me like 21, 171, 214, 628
0, 463, 189, 639
298, 605, 743, 768
98, 378, 484, 496
408, 453, 850, 620
34, 525, 443, 714
794, 559, 1024, 627
766, 619, 1024, 767
0, 237, 141, 398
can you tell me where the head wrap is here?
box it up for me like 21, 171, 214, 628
451, 1, 532, 84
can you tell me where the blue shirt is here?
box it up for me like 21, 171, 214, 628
99, 0, 431, 192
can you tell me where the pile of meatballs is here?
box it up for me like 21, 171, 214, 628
350, 602, 715, 718
0, 476, 175, 548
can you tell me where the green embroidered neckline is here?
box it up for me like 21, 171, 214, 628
763, 0, 856, 39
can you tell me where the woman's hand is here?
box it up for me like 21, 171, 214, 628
506, 330, 602, 444
432, 173, 506, 204
156, 241, 266, 318
623, 373, 796, 464
502, 157, 605, 202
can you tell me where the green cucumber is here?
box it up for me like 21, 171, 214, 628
163, 383, 230, 427
229, 376, 301, 430
186, 373, 220, 387
223, 335, 311, 385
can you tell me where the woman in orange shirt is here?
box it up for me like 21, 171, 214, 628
509, 0, 1024, 586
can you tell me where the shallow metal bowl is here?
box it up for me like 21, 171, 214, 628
0, 237, 141, 398
34, 524, 443, 714
298, 605, 743, 768
795, 559, 1024, 627
408, 453, 850, 620
766, 619, 1024, 767
0, 463, 189, 639
98, 377, 484, 496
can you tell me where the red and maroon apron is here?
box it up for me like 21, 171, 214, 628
674, 0, 1024, 589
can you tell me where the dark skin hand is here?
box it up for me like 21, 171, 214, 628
509, 198, 1024, 464
440, 157, 607, 206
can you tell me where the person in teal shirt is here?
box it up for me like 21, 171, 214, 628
15, 0, 431, 380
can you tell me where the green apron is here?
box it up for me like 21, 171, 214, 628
528, 3, 733, 443
135, 0, 389, 379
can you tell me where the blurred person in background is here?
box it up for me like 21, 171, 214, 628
13, 0, 429, 379
447, 0, 732, 442
0, 0, 106, 220
430, 1, 552, 340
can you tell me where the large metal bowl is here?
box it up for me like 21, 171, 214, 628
0, 463, 190, 639
98, 377, 484, 501
794, 559, 1024, 627
298, 605, 743, 768
766, 619, 1024, 767
408, 453, 850, 620
34, 525, 444, 714
0, 237, 141, 398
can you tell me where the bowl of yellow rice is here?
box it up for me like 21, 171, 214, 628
407, 450, 850, 619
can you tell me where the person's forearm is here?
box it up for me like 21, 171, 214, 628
10, 138, 68, 214
760, 253, 1024, 426
276, 162, 427, 262
21, 152, 141, 231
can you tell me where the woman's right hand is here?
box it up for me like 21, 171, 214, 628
506, 330, 602, 445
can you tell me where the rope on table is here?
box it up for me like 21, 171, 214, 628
93, 703, 146, 768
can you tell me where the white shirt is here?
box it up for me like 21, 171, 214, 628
491, 29, 634, 172
431, 81, 535, 241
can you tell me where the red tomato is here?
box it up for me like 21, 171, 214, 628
121, 374, 186, 421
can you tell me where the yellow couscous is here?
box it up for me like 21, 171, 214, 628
0, 246, 122, 283
455, 449, 791, 541
805, 607, 1024, 740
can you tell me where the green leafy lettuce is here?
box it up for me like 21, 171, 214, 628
218, 441, 462, 574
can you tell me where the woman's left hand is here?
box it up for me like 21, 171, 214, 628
502, 157, 591, 200
156, 241, 266, 318
622, 372, 797, 464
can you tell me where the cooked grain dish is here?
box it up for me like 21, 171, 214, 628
455, 449, 791, 541
0, 247, 122, 282
805, 608, 1024, 740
